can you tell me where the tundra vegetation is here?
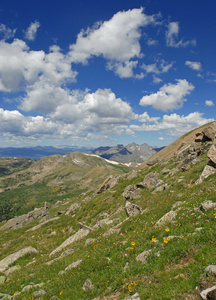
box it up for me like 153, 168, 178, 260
0, 122, 216, 300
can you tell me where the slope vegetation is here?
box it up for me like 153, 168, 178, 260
0, 122, 216, 300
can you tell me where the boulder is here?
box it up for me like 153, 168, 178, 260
137, 172, 163, 190
195, 163, 216, 185
203, 123, 216, 140
82, 279, 94, 290
200, 286, 216, 300
125, 201, 142, 217
205, 265, 216, 275
0, 206, 48, 230
0, 276, 6, 286
123, 293, 141, 300
65, 203, 81, 215
155, 210, 177, 227
207, 138, 216, 164
50, 228, 90, 256
136, 250, 152, 263
59, 259, 82, 275
199, 200, 216, 212
0, 293, 12, 299
0, 246, 38, 272
97, 176, 119, 194
122, 185, 140, 200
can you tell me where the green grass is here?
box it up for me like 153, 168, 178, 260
0, 147, 216, 299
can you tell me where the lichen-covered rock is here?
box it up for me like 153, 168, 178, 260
0, 246, 38, 272
0, 206, 48, 230
137, 172, 163, 189
136, 250, 152, 263
82, 279, 94, 290
50, 228, 90, 256
125, 201, 142, 217
97, 176, 119, 194
200, 286, 216, 300
122, 185, 140, 200
65, 203, 81, 215
123, 293, 141, 300
155, 210, 177, 226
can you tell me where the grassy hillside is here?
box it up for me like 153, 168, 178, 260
0, 123, 216, 299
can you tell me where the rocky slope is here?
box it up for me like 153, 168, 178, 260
0, 121, 216, 300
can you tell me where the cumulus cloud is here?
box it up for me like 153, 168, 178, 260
129, 112, 214, 136
0, 39, 77, 92
166, 22, 196, 48
25, 21, 40, 41
139, 79, 194, 111
185, 60, 202, 71
69, 8, 158, 63
205, 100, 214, 106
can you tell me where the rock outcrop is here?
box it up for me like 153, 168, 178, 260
0, 205, 48, 230
0, 246, 38, 272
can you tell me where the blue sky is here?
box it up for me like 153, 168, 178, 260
0, 0, 215, 148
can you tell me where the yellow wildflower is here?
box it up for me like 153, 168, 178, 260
130, 247, 134, 250
13, 292, 19, 296
152, 237, 156, 242
131, 281, 134, 285
59, 290, 64, 295
165, 228, 170, 232
167, 237, 171, 241
134, 281, 138, 286
164, 239, 168, 244
129, 288, 133, 293
131, 242, 135, 246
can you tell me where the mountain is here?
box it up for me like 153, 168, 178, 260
0, 145, 94, 159
90, 142, 164, 163
0, 121, 216, 300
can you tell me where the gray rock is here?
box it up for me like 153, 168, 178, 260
97, 176, 119, 194
127, 170, 138, 180
136, 250, 152, 263
0, 246, 38, 272
59, 259, 82, 275
22, 283, 44, 292
27, 217, 60, 232
0, 276, 6, 286
4, 265, 21, 276
103, 228, 120, 237
82, 279, 94, 290
137, 172, 162, 189
0, 293, 12, 300
32, 290, 46, 297
0, 207, 48, 230
195, 163, 216, 185
200, 285, 216, 299
205, 265, 216, 275
50, 228, 90, 256
208, 139, 216, 164
160, 168, 170, 175
122, 185, 140, 200
155, 210, 177, 227
123, 293, 141, 300
199, 200, 216, 212
65, 203, 81, 215
125, 201, 142, 217
93, 218, 113, 229
85, 238, 96, 245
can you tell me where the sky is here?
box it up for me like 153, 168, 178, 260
0, 0, 215, 148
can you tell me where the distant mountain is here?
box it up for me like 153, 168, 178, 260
0, 146, 94, 159
90, 142, 164, 163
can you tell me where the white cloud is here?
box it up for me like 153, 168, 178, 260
106, 60, 138, 78
153, 75, 162, 83
166, 22, 196, 48
205, 100, 214, 107
130, 112, 214, 136
139, 79, 194, 111
147, 38, 158, 46
69, 8, 158, 64
141, 59, 174, 75
25, 21, 40, 41
185, 60, 202, 71
68, 7, 160, 79
0, 39, 77, 92
0, 24, 16, 40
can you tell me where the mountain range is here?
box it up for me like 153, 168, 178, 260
0, 143, 164, 163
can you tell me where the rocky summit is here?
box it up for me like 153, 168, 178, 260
0, 121, 216, 299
